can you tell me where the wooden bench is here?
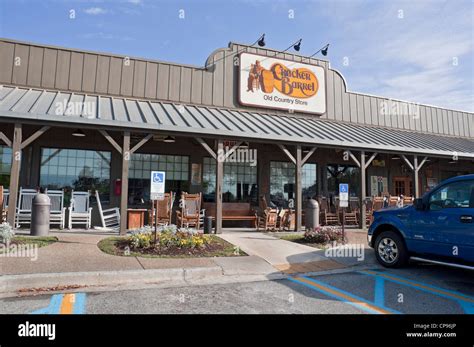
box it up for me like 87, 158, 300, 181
203, 202, 257, 227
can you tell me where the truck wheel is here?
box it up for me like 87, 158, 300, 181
374, 230, 409, 268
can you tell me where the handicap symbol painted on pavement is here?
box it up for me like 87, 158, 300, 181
31, 293, 86, 314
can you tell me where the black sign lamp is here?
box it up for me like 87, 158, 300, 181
321, 44, 329, 56
293, 39, 302, 52
257, 34, 266, 47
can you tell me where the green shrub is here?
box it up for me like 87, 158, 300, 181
0, 222, 14, 244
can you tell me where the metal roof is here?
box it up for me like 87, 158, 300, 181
0, 85, 473, 158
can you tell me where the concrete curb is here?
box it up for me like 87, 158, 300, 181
0, 265, 285, 297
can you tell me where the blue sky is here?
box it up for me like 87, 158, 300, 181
0, 0, 472, 111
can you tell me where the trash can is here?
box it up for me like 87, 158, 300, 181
203, 216, 213, 234
31, 192, 50, 236
305, 199, 319, 230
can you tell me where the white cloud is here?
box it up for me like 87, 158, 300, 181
127, 0, 142, 5
319, 0, 473, 112
84, 7, 107, 15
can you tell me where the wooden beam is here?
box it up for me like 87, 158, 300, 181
99, 130, 122, 154
7, 124, 22, 227
278, 144, 296, 164
301, 146, 317, 165
129, 134, 153, 154
119, 132, 130, 235
20, 126, 50, 149
196, 137, 216, 160
360, 151, 367, 229
295, 145, 302, 231
223, 141, 243, 160
346, 150, 361, 168
400, 154, 414, 171
215, 140, 224, 234
417, 156, 428, 172
0, 131, 12, 147
364, 152, 378, 170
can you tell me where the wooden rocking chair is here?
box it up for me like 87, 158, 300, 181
176, 192, 202, 230
149, 192, 175, 226
343, 198, 359, 225
256, 208, 278, 231
319, 197, 340, 225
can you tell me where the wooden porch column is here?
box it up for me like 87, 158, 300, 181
278, 144, 316, 232
215, 140, 224, 234
120, 132, 130, 235
295, 145, 302, 232
401, 155, 428, 199
413, 155, 420, 198
7, 124, 22, 227
346, 150, 377, 229
360, 151, 367, 229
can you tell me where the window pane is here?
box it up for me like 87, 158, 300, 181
127, 153, 190, 206
39, 147, 111, 205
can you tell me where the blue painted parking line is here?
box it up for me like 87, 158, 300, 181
31, 294, 63, 314
359, 270, 474, 314
289, 275, 401, 314
374, 276, 385, 307
31, 293, 86, 314
73, 293, 86, 314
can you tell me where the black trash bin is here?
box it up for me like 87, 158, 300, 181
203, 216, 213, 234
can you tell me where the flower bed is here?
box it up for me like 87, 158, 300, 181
98, 225, 246, 258
279, 226, 347, 248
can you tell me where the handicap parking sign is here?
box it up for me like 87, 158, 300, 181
339, 183, 349, 207
150, 171, 165, 200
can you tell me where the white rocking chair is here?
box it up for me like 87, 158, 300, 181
94, 190, 120, 231
47, 189, 66, 229
15, 188, 37, 228
68, 191, 93, 229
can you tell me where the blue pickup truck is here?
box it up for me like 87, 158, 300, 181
368, 174, 474, 269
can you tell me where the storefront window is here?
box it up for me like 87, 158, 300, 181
39, 148, 111, 203
128, 153, 189, 205
270, 161, 317, 207
202, 157, 258, 203
327, 164, 360, 197
0, 145, 12, 188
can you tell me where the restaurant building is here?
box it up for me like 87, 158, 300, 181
0, 38, 473, 234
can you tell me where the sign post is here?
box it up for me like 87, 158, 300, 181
150, 171, 165, 243
339, 183, 349, 242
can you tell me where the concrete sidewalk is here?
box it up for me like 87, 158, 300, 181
219, 229, 373, 273
0, 231, 280, 297
0, 229, 372, 297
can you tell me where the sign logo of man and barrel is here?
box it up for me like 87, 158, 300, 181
239, 53, 326, 114
247, 60, 319, 98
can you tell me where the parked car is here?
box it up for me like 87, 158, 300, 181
368, 174, 474, 269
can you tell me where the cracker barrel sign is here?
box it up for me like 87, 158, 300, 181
239, 52, 326, 114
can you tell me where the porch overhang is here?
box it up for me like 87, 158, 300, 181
0, 85, 473, 159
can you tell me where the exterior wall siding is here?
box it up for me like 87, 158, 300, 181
0, 39, 472, 139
